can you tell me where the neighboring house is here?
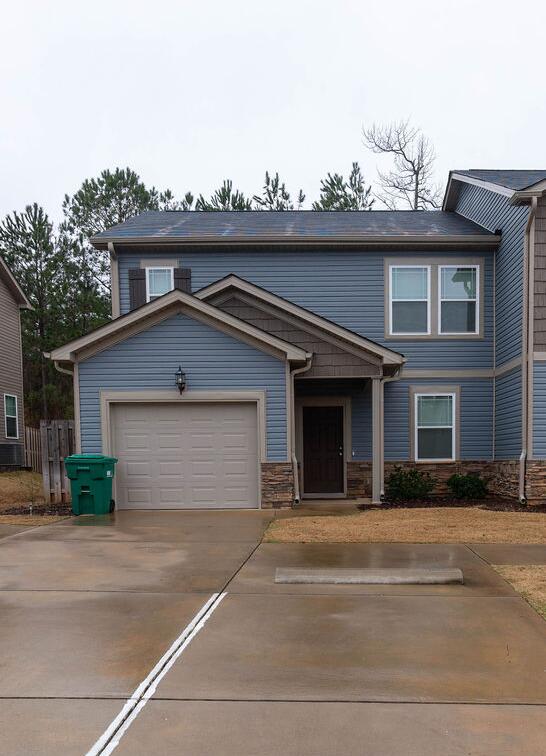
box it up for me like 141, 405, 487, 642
0, 256, 30, 468
49, 170, 546, 509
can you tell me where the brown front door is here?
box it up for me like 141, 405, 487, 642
302, 406, 344, 494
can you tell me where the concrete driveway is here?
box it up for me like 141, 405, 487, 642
1, 512, 545, 755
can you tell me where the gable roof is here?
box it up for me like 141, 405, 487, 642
0, 256, 31, 308
444, 170, 546, 210
195, 274, 405, 368
48, 288, 310, 364
452, 170, 546, 191
91, 210, 498, 249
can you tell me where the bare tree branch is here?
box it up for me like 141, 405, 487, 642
362, 119, 442, 210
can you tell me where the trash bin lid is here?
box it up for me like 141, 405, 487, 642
65, 454, 118, 463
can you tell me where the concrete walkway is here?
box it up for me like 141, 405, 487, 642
0, 511, 545, 754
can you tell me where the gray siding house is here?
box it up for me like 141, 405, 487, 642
50, 170, 546, 508
0, 256, 30, 467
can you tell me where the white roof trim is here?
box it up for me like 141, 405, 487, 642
510, 179, 546, 205
450, 173, 514, 198
0, 257, 31, 308
49, 288, 310, 363
195, 275, 405, 365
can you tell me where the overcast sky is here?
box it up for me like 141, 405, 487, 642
1, 0, 545, 221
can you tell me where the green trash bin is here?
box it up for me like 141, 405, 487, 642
65, 454, 118, 515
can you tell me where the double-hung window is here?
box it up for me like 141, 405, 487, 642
4, 395, 18, 439
415, 393, 455, 461
146, 267, 174, 302
389, 265, 430, 335
439, 265, 478, 335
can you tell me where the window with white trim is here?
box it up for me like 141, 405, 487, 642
389, 265, 430, 335
439, 265, 478, 335
415, 393, 455, 461
146, 267, 174, 302
4, 394, 18, 439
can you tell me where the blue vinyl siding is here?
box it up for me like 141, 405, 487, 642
118, 249, 494, 370
455, 182, 528, 366
495, 367, 522, 459
384, 379, 493, 461
78, 313, 287, 461
533, 362, 546, 458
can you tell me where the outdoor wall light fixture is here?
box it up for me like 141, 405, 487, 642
175, 365, 187, 393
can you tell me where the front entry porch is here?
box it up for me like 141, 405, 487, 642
293, 378, 384, 504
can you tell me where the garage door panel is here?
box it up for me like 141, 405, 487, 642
113, 402, 259, 509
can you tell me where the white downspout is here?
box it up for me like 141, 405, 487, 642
520, 197, 538, 503
290, 356, 313, 504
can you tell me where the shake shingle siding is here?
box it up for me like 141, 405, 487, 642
455, 182, 528, 366
495, 367, 522, 459
78, 313, 288, 461
533, 363, 546, 458
118, 249, 494, 370
384, 379, 493, 461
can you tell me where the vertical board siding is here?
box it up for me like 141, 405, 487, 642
533, 362, 546, 458
118, 249, 494, 369
455, 182, 528, 366
384, 378, 493, 461
495, 367, 522, 459
78, 313, 287, 461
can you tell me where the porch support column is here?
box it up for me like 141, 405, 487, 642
372, 377, 384, 505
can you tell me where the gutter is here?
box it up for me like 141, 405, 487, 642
519, 197, 538, 503
290, 356, 314, 504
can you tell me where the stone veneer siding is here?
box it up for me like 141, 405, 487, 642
261, 462, 294, 508
345, 459, 546, 504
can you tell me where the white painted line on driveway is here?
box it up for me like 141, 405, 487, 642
86, 591, 226, 756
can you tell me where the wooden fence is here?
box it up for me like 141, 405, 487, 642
41, 420, 75, 503
24, 426, 42, 472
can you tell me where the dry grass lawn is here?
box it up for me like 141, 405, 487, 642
0, 471, 44, 513
0, 514, 66, 526
265, 507, 546, 544
494, 565, 546, 619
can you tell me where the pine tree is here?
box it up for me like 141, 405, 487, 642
312, 163, 374, 211
253, 172, 305, 210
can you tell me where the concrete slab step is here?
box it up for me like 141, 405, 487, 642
275, 567, 464, 585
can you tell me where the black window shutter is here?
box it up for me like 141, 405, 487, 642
128, 268, 146, 310
174, 268, 192, 294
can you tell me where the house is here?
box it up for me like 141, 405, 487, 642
49, 170, 546, 509
0, 256, 30, 468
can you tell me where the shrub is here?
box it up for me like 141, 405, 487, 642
447, 473, 488, 500
385, 466, 435, 501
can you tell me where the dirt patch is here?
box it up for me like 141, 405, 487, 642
3, 502, 72, 517
494, 565, 546, 620
265, 507, 546, 544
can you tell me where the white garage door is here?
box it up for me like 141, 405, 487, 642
112, 402, 259, 509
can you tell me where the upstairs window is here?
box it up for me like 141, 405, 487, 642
415, 393, 455, 461
439, 266, 478, 335
146, 267, 174, 302
4, 395, 18, 439
389, 265, 430, 335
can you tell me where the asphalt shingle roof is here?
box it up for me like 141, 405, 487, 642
91, 210, 495, 245
453, 170, 546, 191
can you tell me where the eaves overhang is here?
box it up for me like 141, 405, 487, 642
91, 233, 500, 251
0, 256, 31, 309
